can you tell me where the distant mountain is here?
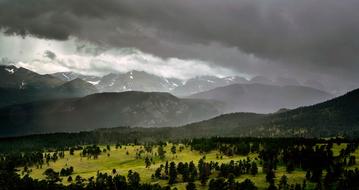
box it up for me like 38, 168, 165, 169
0, 66, 99, 108
53, 78, 98, 97
53, 71, 251, 96
181, 88, 359, 138
0, 79, 98, 108
0, 65, 63, 89
2, 88, 358, 140
97, 71, 182, 92
189, 83, 333, 113
0, 91, 222, 137
171, 76, 248, 96
51, 72, 101, 85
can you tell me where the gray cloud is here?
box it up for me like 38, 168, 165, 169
0, 0, 359, 93
43, 50, 56, 60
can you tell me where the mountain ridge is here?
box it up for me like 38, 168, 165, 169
181, 87, 359, 137
0, 66, 98, 107
0, 91, 223, 137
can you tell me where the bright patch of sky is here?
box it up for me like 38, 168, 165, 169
0, 33, 245, 80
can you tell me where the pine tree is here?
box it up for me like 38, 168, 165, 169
278, 175, 288, 190
158, 145, 166, 160
266, 169, 275, 183
186, 181, 196, 190
251, 162, 258, 175
169, 162, 177, 184
171, 145, 177, 155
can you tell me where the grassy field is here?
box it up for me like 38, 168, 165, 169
19, 143, 359, 190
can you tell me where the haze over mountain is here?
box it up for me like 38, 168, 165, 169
4, 87, 358, 139
2, 65, 338, 114
51, 69, 326, 98
51, 70, 250, 96
0, 91, 222, 137
189, 83, 333, 113
180, 88, 359, 138
171, 76, 248, 96
0, 65, 357, 138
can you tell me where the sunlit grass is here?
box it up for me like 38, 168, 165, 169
20, 143, 358, 190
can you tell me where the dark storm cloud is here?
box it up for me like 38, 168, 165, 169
43, 50, 56, 60
1, 0, 359, 85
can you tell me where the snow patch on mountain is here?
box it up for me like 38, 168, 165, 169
62, 73, 71, 81
5, 68, 15, 74
88, 80, 100, 85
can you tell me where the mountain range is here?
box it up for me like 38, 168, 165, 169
51, 70, 322, 97
92, 87, 359, 139
0, 64, 357, 138
4, 87, 356, 141
96, 71, 182, 93
0, 91, 222, 137
177, 87, 359, 138
52, 71, 248, 96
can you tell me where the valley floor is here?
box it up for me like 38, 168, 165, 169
19, 143, 357, 190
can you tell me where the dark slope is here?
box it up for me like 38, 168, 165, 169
189, 83, 333, 113
0, 91, 222, 137
183, 88, 359, 137
0, 65, 63, 89
0, 66, 99, 107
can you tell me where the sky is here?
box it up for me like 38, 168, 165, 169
0, 0, 358, 94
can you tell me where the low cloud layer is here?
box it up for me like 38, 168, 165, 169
0, 34, 235, 80
0, 0, 358, 94
17, 50, 235, 80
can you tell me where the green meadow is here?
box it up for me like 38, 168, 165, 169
20, 143, 359, 190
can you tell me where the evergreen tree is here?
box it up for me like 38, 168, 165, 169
251, 162, 258, 175
266, 169, 275, 183
67, 176, 73, 183
43, 168, 61, 184
186, 182, 196, 190
278, 175, 288, 190
171, 145, 177, 155
158, 145, 166, 160
169, 162, 177, 184
127, 170, 141, 187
